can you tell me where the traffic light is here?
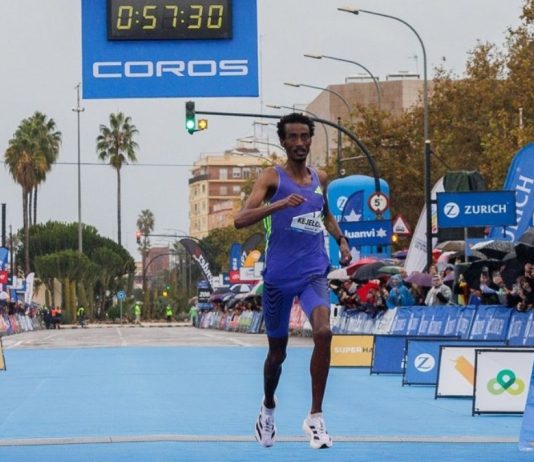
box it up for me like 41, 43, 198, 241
197, 119, 208, 131
136, 230, 141, 244
185, 100, 196, 134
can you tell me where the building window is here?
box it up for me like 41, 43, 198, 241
201, 184, 206, 193
232, 167, 241, 179
219, 168, 228, 180
220, 185, 228, 195
233, 185, 241, 195
243, 168, 251, 179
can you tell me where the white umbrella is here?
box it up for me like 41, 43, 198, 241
327, 268, 349, 280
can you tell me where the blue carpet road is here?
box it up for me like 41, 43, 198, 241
0, 346, 532, 461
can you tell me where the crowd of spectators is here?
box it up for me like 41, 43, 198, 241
331, 261, 534, 314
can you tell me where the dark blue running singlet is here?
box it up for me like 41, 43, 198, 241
263, 166, 329, 283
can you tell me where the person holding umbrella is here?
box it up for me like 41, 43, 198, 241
425, 274, 452, 306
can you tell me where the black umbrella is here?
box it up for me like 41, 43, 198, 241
351, 261, 386, 282
462, 259, 502, 290
501, 253, 524, 288
515, 242, 534, 265
471, 240, 515, 260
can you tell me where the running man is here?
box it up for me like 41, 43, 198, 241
234, 113, 351, 449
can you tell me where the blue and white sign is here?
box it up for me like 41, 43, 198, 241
116, 290, 126, 301
82, 0, 259, 99
339, 219, 393, 247
437, 191, 516, 228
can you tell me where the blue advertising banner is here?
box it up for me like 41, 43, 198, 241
443, 306, 477, 339
490, 143, 534, 242
468, 305, 513, 341
389, 306, 427, 336
371, 335, 406, 374
403, 339, 504, 386
339, 220, 393, 247
327, 175, 391, 266
82, 0, 259, 98
437, 191, 516, 228
508, 310, 534, 346
417, 307, 450, 336
229, 242, 242, 271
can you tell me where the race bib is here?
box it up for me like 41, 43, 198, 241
290, 211, 324, 234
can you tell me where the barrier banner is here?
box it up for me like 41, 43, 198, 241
389, 307, 426, 335
468, 305, 513, 341
417, 307, 451, 336
443, 306, 477, 339
0, 337, 5, 370
404, 339, 501, 386
473, 349, 534, 415
371, 335, 407, 374
508, 310, 534, 346
330, 335, 374, 367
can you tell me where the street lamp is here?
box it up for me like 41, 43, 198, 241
303, 53, 381, 109
72, 83, 85, 254
339, 7, 432, 269
283, 82, 352, 120
236, 138, 286, 157
266, 104, 330, 166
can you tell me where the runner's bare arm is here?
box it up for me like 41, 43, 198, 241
318, 170, 352, 266
234, 167, 306, 229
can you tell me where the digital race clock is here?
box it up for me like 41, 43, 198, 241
107, 0, 232, 40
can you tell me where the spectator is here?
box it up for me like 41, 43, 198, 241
409, 283, 427, 306
336, 279, 361, 310
133, 302, 141, 324
479, 271, 500, 305
386, 275, 415, 309
165, 304, 173, 323
189, 303, 198, 326
425, 275, 452, 306
77, 305, 86, 328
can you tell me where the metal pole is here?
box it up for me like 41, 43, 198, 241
337, 117, 342, 176
73, 84, 85, 253
1, 203, 5, 248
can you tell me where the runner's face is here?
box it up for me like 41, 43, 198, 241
281, 123, 311, 162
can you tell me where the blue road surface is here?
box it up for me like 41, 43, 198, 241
0, 345, 531, 461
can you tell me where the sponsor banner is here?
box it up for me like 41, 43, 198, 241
473, 349, 534, 414
389, 306, 427, 336
371, 335, 406, 374
404, 339, 502, 386
229, 242, 242, 271
490, 143, 534, 242
437, 191, 516, 228
416, 307, 451, 336
443, 306, 477, 339
82, 0, 259, 98
436, 345, 521, 398
330, 335, 374, 367
468, 305, 513, 341
508, 310, 534, 346
339, 220, 392, 247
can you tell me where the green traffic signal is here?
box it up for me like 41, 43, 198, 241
185, 100, 196, 134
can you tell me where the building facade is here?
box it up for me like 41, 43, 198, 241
188, 149, 267, 239
305, 77, 427, 167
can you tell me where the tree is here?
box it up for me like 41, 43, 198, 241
136, 209, 155, 302
4, 112, 62, 274
96, 112, 139, 247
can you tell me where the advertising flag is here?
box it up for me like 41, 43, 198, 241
490, 143, 534, 241
179, 238, 215, 288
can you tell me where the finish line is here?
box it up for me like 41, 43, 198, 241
0, 434, 518, 447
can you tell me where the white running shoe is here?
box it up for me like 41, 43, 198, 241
302, 413, 333, 449
254, 401, 276, 447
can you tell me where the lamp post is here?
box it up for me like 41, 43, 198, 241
284, 82, 352, 121
72, 83, 85, 254
338, 7, 432, 269
266, 104, 329, 166
304, 54, 381, 109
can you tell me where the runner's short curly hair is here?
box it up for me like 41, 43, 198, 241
277, 113, 315, 140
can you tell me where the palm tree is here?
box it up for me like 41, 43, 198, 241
96, 112, 139, 246
4, 112, 62, 274
136, 209, 155, 298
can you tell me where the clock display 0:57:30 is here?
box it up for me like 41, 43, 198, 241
107, 0, 232, 40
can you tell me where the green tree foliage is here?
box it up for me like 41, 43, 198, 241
96, 112, 139, 246
340, 0, 534, 230
4, 112, 62, 273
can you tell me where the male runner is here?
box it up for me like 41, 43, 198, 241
234, 113, 351, 449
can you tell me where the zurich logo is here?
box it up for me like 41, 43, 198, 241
414, 353, 435, 372
337, 196, 348, 211
443, 202, 460, 219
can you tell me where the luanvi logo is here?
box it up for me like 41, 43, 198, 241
93, 60, 249, 78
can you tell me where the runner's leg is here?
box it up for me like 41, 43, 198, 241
309, 306, 332, 414
263, 335, 288, 408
